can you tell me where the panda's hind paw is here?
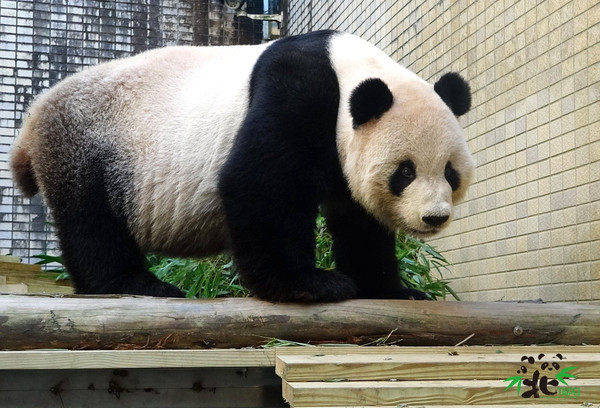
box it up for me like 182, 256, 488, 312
91, 273, 186, 298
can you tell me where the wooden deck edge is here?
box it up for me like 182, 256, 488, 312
294, 406, 590, 408
284, 379, 600, 406
0, 349, 276, 370
2, 345, 599, 370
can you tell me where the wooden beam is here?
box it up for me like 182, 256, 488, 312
0, 349, 275, 370
282, 379, 600, 406
0, 255, 21, 263
276, 351, 600, 381
1, 295, 599, 350
294, 405, 589, 408
2, 345, 599, 370
0, 260, 73, 295
2, 345, 600, 370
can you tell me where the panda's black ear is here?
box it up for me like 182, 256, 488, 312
434, 72, 471, 116
349, 78, 393, 129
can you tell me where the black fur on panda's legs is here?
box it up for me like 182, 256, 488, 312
219, 178, 358, 303
42, 156, 184, 298
52, 210, 184, 298
54, 215, 184, 297
323, 198, 429, 300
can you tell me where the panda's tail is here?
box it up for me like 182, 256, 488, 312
10, 113, 39, 198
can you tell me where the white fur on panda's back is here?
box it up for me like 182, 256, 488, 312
120, 43, 271, 256
33, 43, 271, 257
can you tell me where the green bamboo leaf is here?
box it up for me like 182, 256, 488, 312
503, 375, 523, 394
555, 366, 578, 386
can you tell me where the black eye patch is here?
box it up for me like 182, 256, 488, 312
445, 162, 460, 191
390, 160, 416, 196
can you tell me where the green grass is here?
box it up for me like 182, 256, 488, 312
146, 254, 248, 299
35, 213, 458, 300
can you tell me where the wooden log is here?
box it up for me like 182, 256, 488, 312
0, 295, 599, 350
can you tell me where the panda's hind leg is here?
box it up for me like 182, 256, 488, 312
41, 160, 183, 298
53, 211, 183, 298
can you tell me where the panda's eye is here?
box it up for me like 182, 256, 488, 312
390, 160, 416, 196
401, 166, 414, 178
445, 162, 460, 191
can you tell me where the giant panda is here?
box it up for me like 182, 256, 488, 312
10, 30, 474, 302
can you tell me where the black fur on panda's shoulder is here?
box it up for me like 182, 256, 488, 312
434, 72, 471, 116
218, 30, 356, 302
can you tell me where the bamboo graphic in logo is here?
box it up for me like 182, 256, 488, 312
504, 353, 579, 398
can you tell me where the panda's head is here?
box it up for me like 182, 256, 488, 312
340, 72, 474, 237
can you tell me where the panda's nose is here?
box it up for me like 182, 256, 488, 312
422, 215, 449, 227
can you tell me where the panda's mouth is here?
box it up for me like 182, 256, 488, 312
405, 227, 439, 238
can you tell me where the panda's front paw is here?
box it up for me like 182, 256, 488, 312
248, 268, 358, 303
395, 288, 431, 300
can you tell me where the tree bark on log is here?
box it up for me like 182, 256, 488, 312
0, 295, 599, 350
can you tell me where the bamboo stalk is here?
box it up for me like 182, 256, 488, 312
0, 295, 599, 350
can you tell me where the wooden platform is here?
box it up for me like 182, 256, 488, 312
0, 291, 599, 406
0, 346, 599, 407
276, 346, 600, 407
0, 255, 72, 295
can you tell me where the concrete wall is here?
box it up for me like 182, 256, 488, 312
285, 0, 599, 302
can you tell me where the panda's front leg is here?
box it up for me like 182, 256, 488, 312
218, 190, 358, 302
218, 148, 358, 302
322, 198, 429, 300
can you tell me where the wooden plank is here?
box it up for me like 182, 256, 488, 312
0, 276, 6, 285
0, 283, 28, 294
283, 379, 600, 407
1, 345, 598, 371
0, 255, 21, 263
0, 261, 41, 273
4, 271, 72, 288
0, 261, 72, 294
0, 349, 276, 370
296, 406, 588, 408
274, 345, 600, 356
277, 352, 600, 381
12, 282, 73, 294
1, 296, 600, 350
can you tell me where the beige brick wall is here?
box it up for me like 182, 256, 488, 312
285, 0, 599, 302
